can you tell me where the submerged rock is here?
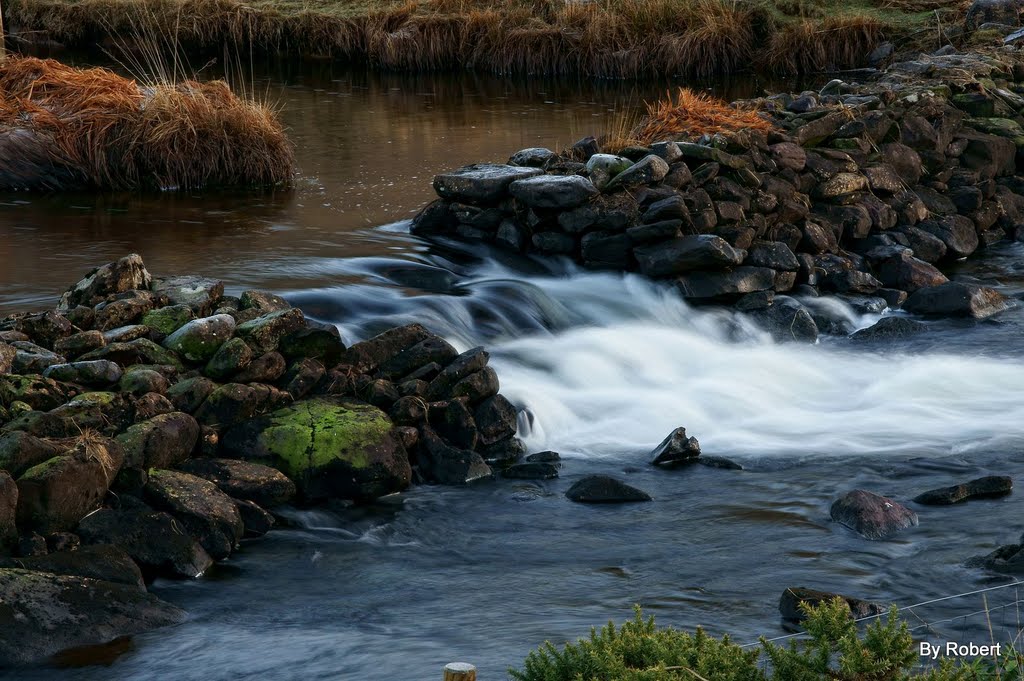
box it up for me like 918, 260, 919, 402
914, 476, 1012, 505
0, 568, 185, 667
904, 282, 1007, 319
501, 462, 559, 480
566, 475, 652, 503
779, 586, 884, 623
830, 489, 918, 540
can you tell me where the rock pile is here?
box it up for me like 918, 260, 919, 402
413, 51, 1024, 339
0, 253, 523, 665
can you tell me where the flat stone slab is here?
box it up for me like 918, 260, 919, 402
433, 164, 542, 204
914, 475, 1012, 505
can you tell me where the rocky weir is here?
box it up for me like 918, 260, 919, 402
412, 49, 1024, 340
0, 254, 524, 666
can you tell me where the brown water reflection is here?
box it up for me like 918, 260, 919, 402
0, 60, 792, 313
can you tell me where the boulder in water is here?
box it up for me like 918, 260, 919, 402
650, 427, 701, 466
913, 476, 1012, 505
779, 586, 884, 623
566, 475, 652, 503
830, 489, 918, 540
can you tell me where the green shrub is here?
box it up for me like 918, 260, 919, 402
510, 599, 1016, 680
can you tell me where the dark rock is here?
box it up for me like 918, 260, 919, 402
964, 0, 1023, 31
852, 317, 927, 341
80, 337, 182, 370
279, 324, 345, 366
42, 360, 121, 387
526, 451, 561, 464
418, 426, 492, 485
626, 220, 682, 244
677, 267, 776, 300
509, 174, 598, 209
0, 374, 69, 411
914, 476, 1012, 505
634, 236, 744, 278
433, 164, 542, 204
234, 498, 274, 537
607, 155, 670, 189
509, 147, 557, 167
144, 469, 244, 560
650, 427, 701, 466
474, 394, 518, 446
532, 231, 576, 254
344, 324, 432, 374
204, 337, 253, 380
779, 586, 884, 623
119, 368, 169, 396
502, 462, 559, 479
566, 475, 651, 503
752, 297, 819, 343
879, 143, 923, 185
0, 471, 15, 549
0, 431, 64, 478
436, 399, 479, 450
458, 435, 516, 469
0, 568, 185, 667
233, 351, 286, 383
234, 309, 305, 355
900, 227, 947, 263
904, 282, 1007, 318
193, 383, 261, 428
425, 346, 490, 400
746, 241, 799, 271
115, 412, 200, 470
450, 367, 500, 405
58, 254, 152, 310
166, 376, 217, 414
870, 248, 948, 292
77, 508, 213, 579
283, 358, 325, 400
16, 438, 124, 535
830, 489, 918, 540
379, 337, 459, 381
0, 544, 144, 589
581, 231, 632, 269
959, 131, 1017, 180
918, 216, 980, 259
11, 341, 65, 374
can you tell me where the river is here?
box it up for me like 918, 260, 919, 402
2, 59, 1024, 680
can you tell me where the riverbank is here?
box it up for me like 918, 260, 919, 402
4, 0, 962, 77
413, 45, 1024, 341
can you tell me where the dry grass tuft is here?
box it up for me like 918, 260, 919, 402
3, 0, 932, 76
0, 55, 293, 191
630, 86, 774, 145
765, 14, 885, 73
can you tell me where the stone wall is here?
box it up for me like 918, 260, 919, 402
413, 50, 1024, 339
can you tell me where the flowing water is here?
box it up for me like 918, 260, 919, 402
3, 59, 1024, 680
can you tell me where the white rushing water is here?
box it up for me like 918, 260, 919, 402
412, 261, 1024, 464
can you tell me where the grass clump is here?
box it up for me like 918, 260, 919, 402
630, 86, 775, 146
0, 55, 293, 191
510, 598, 1020, 680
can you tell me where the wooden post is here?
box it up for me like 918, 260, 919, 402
443, 662, 477, 681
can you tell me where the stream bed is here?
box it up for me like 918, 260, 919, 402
2, 60, 1023, 680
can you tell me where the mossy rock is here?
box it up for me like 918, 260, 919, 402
221, 397, 410, 502
141, 304, 195, 337
0, 374, 69, 411
967, 117, 1024, 147
162, 315, 236, 363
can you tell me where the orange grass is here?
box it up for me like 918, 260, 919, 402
631, 86, 775, 144
1, 0, 908, 76
0, 56, 293, 191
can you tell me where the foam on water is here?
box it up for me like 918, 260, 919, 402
308, 255, 1024, 463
